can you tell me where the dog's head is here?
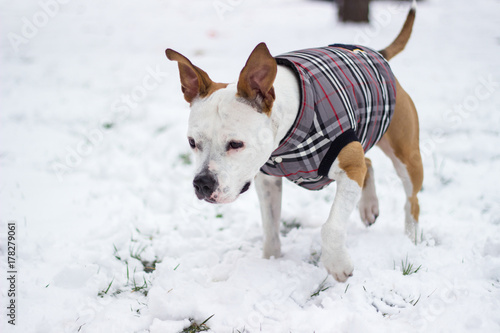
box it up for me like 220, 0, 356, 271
166, 43, 278, 203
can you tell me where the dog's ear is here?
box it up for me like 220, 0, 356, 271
237, 43, 277, 115
166, 49, 223, 103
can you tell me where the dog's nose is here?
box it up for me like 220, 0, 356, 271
193, 174, 217, 199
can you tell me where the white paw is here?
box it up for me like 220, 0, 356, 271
359, 194, 379, 226
321, 247, 354, 282
405, 218, 419, 244
262, 238, 281, 259
404, 202, 419, 244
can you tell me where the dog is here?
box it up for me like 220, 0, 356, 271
165, 4, 423, 282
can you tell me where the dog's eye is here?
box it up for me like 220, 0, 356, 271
227, 141, 244, 151
188, 137, 196, 149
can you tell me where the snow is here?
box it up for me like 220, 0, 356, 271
1, 0, 500, 332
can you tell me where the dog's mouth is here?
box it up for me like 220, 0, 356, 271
240, 181, 251, 194
202, 182, 251, 204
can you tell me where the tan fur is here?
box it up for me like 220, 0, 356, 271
207, 82, 229, 96
379, 8, 416, 61
338, 141, 367, 188
362, 157, 373, 188
378, 79, 423, 221
165, 49, 227, 103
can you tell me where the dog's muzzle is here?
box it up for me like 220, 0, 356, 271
193, 173, 218, 202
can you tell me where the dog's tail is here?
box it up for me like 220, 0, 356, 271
379, 0, 417, 61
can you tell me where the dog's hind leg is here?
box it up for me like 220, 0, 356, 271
255, 172, 283, 259
359, 158, 380, 226
378, 79, 423, 242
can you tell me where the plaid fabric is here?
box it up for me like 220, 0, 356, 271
260, 44, 396, 190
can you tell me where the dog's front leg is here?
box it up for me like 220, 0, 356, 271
255, 172, 282, 259
321, 142, 366, 282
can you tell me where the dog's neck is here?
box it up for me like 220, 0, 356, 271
269, 65, 301, 148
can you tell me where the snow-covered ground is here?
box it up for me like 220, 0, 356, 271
1, 0, 500, 332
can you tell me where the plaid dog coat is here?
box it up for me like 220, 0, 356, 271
260, 44, 397, 190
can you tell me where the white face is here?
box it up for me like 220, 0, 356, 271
187, 84, 276, 204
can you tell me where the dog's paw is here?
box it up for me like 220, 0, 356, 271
262, 240, 281, 259
321, 247, 354, 282
405, 218, 419, 244
359, 194, 379, 226
404, 202, 420, 244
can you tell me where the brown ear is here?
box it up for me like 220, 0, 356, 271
166, 49, 223, 103
237, 43, 277, 115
